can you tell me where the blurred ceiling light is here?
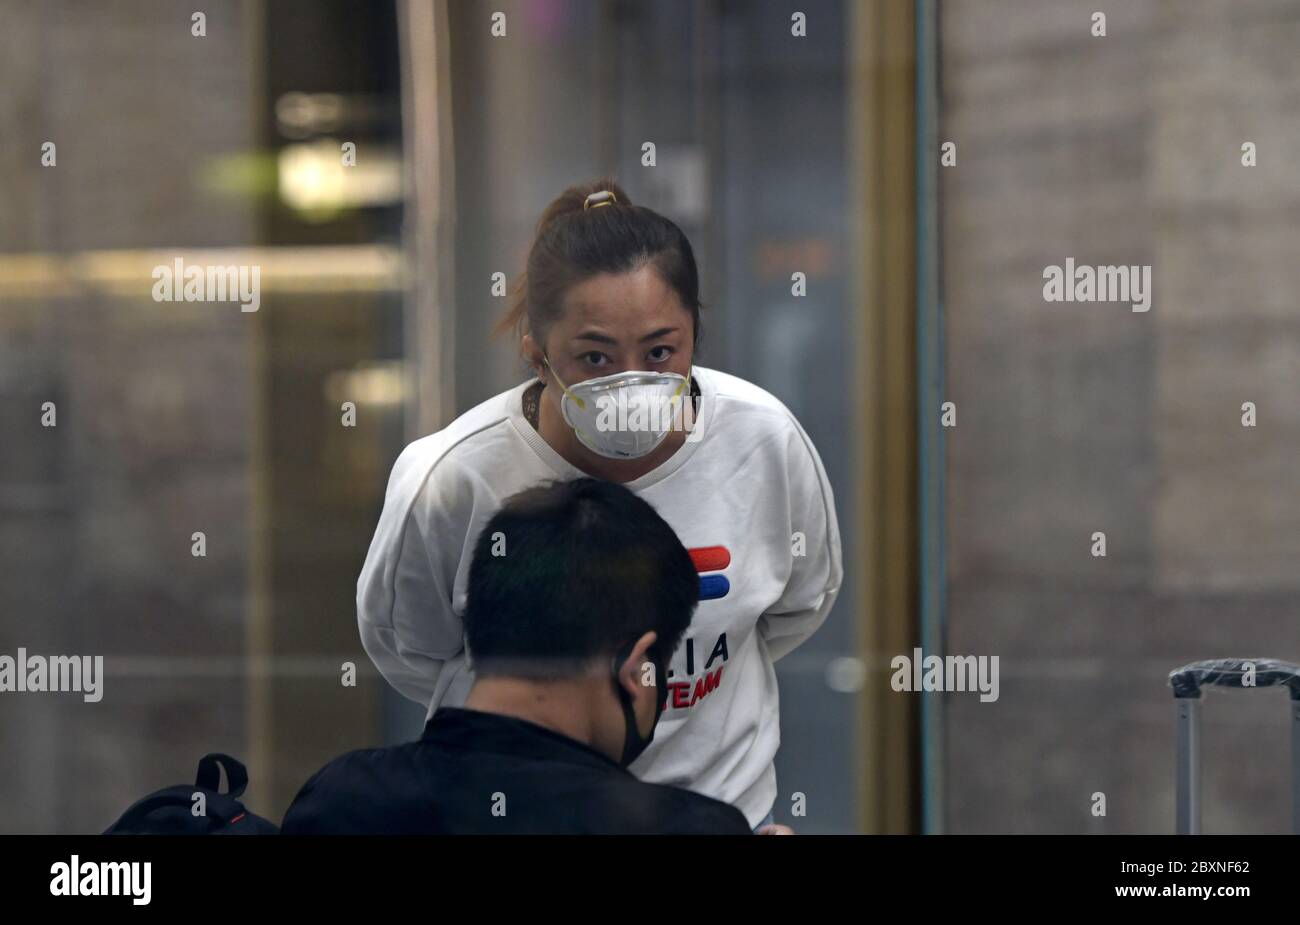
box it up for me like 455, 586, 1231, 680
278, 140, 403, 219
0, 246, 403, 299
275, 92, 346, 137
198, 151, 278, 198
325, 362, 407, 408
825, 656, 867, 693
275, 92, 401, 139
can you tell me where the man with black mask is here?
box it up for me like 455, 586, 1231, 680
281, 477, 752, 834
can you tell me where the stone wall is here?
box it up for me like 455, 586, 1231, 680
941, 0, 1300, 833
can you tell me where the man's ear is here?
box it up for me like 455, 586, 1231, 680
618, 631, 658, 700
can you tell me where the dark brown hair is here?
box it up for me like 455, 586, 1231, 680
494, 177, 704, 352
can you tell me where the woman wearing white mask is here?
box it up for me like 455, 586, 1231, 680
357, 179, 842, 831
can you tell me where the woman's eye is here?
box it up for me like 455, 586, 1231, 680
582, 352, 609, 367
647, 346, 673, 363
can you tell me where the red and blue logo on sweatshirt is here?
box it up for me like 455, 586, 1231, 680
664, 546, 731, 711
688, 545, 730, 600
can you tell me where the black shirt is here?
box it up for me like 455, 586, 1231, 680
280, 707, 752, 835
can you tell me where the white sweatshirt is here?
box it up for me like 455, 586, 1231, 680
356, 365, 843, 827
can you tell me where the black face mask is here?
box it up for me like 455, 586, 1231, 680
610, 641, 669, 768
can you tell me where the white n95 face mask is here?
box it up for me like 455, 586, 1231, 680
544, 357, 691, 460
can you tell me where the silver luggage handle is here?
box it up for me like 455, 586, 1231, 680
1170, 658, 1300, 700
1168, 658, 1300, 835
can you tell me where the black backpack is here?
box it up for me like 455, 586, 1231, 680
104, 753, 279, 835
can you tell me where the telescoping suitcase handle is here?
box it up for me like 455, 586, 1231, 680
1168, 658, 1300, 834
1171, 658, 1300, 700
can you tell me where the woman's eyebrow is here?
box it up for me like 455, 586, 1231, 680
639, 327, 678, 343
573, 330, 618, 345
573, 326, 679, 345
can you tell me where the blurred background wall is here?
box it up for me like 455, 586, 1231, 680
2, 0, 1296, 836
0, 0, 265, 832
0, 0, 870, 833
0, 0, 404, 830
940, 0, 1300, 833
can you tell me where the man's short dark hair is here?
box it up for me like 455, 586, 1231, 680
464, 478, 698, 679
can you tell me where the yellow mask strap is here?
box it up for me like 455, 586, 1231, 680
543, 356, 586, 411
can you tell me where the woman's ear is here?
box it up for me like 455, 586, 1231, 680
522, 333, 544, 379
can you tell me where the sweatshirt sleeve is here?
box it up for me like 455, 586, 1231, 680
757, 416, 843, 662
357, 441, 473, 709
